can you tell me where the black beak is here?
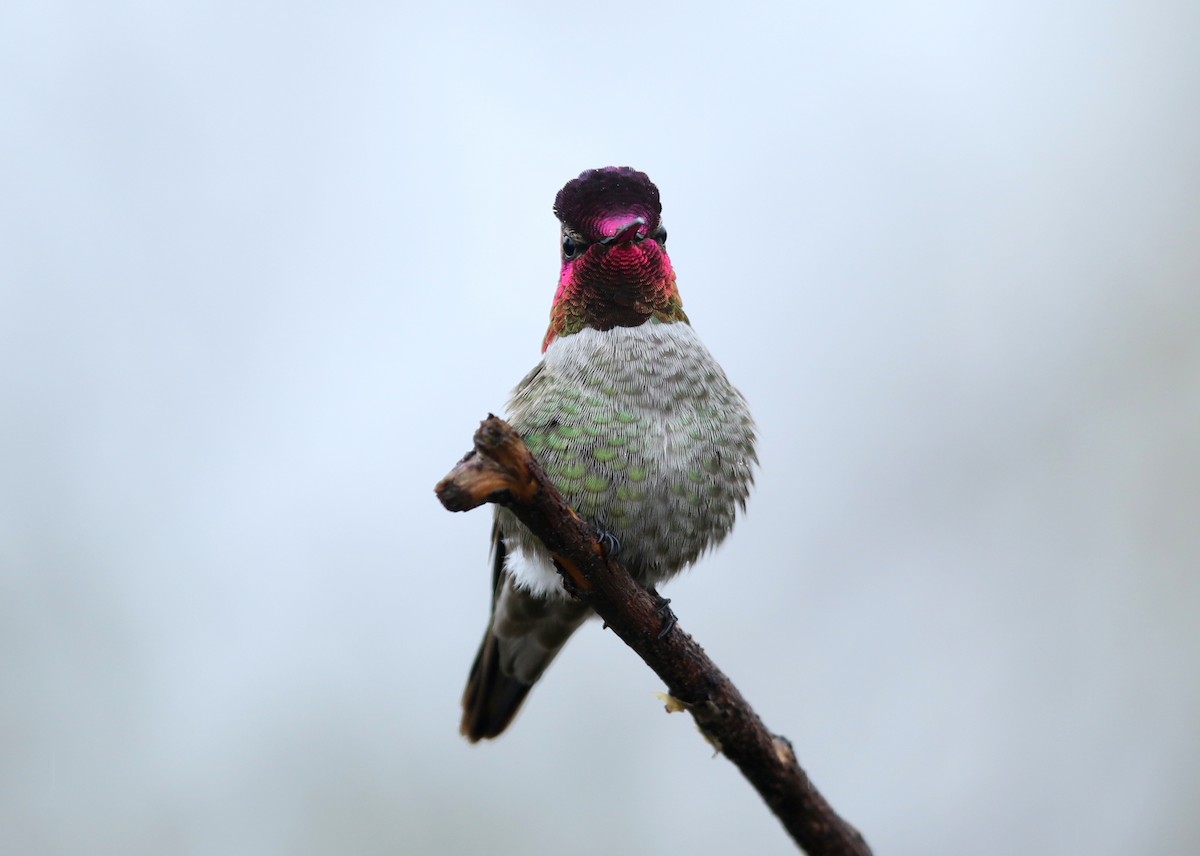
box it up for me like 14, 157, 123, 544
599, 217, 647, 245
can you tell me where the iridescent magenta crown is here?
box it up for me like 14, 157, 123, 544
553, 167, 662, 241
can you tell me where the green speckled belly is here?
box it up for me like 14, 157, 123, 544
496, 320, 756, 592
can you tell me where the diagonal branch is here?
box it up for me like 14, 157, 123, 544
435, 415, 872, 856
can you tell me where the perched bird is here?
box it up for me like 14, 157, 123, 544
461, 167, 756, 741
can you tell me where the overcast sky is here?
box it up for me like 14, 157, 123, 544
3, 2, 1198, 854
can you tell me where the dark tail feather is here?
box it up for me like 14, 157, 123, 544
460, 628, 534, 742
462, 527, 588, 740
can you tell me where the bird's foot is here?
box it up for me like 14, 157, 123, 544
595, 527, 621, 557
648, 587, 677, 639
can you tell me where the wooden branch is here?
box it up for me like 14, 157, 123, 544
436, 415, 872, 856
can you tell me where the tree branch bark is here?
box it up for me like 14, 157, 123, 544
435, 415, 872, 856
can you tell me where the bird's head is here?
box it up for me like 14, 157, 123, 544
544, 167, 686, 351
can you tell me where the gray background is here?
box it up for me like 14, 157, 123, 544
3, 2, 1197, 854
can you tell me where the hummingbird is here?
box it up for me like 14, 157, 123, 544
461, 167, 756, 741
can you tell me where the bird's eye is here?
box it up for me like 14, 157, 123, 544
562, 235, 578, 258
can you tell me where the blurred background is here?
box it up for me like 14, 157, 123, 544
2, 2, 1197, 854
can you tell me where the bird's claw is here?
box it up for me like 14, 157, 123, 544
596, 528, 621, 557
650, 589, 677, 639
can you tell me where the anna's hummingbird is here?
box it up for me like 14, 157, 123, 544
461, 167, 756, 741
